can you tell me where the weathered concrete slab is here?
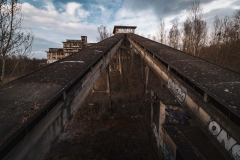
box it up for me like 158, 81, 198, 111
164, 125, 225, 160
150, 85, 179, 106
128, 34, 240, 159
0, 33, 125, 159
128, 33, 240, 115
0, 82, 63, 144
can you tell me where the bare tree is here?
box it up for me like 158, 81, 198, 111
233, 10, 240, 40
147, 34, 151, 39
157, 18, 166, 44
152, 36, 156, 41
209, 16, 224, 63
96, 25, 110, 42
168, 21, 180, 49
182, 18, 192, 53
0, 0, 34, 82
182, 0, 207, 56
109, 28, 113, 38
200, 10, 240, 72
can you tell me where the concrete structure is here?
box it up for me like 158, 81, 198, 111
46, 36, 94, 63
46, 48, 64, 63
113, 25, 137, 34
0, 33, 124, 160
1, 28, 240, 160
62, 39, 82, 56
149, 86, 223, 159
128, 33, 240, 160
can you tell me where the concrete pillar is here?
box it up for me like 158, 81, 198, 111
168, 65, 171, 71
130, 48, 134, 74
159, 102, 166, 147
204, 92, 209, 103
160, 80, 164, 88
145, 66, 149, 95
151, 101, 153, 126
106, 65, 112, 111
89, 88, 94, 116
118, 50, 122, 82
141, 57, 144, 79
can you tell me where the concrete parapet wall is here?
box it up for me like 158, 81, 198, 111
128, 36, 239, 159
4, 37, 124, 160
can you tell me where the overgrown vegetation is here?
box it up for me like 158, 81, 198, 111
155, 0, 240, 72
0, 0, 34, 83
0, 55, 46, 84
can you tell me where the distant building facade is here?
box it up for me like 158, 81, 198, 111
46, 48, 64, 63
113, 25, 137, 34
46, 36, 94, 63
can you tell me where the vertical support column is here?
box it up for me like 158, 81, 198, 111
150, 90, 155, 127
89, 87, 94, 116
118, 50, 122, 82
168, 65, 171, 71
204, 92, 209, 103
145, 66, 149, 96
141, 57, 144, 79
151, 101, 153, 126
160, 80, 164, 88
159, 102, 166, 147
106, 65, 112, 111
130, 47, 134, 74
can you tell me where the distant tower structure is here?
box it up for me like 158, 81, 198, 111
113, 25, 137, 34
62, 39, 82, 57
81, 36, 87, 49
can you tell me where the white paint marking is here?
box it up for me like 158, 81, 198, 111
60, 61, 84, 63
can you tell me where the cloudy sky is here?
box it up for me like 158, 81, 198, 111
19, 0, 240, 59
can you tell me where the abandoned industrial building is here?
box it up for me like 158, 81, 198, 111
0, 25, 240, 160
46, 36, 94, 63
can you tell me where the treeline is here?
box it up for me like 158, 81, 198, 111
200, 11, 240, 71
0, 55, 47, 83
153, 0, 240, 72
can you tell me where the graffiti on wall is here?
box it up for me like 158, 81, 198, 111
163, 142, 174, 160
208, 120, 240, 160
165, 107, 191, 125
167, 78, 186, 103
152, 123, 160, 148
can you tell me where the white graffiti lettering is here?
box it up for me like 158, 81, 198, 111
208, 120, 239, 159
217, 129, 237, 151
232, 145, 240, 160
167, 78, 186, 103
208, 120, 221, 136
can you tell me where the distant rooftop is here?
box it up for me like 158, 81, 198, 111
113, 25, 137, 34
46, 48, 63, 53
63, 40, 81, 43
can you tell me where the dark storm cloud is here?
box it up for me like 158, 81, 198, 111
204, 7, 235, 20
121, 0, 213, 19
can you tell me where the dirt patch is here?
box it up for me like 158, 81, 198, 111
46, 116, 160, 160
